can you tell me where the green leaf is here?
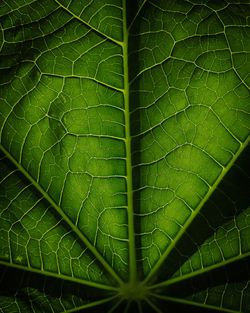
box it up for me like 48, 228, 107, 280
0, 1, 249, 312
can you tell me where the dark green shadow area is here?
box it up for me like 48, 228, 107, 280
0, 264, 115, 313
154, 257, 250, 313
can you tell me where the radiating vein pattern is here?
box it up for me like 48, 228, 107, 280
129, 0, 250, 278
0, 0, 250, 312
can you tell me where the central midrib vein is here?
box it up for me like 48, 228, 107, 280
122, 0, 137, 283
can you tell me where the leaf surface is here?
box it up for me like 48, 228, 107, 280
0, 0, 249, 312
